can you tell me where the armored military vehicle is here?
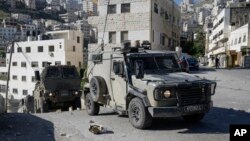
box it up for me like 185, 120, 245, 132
33, 65, 83, 113
83, 42, 216, 129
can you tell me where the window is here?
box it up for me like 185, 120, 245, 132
121, 31, 128, 43
38, 46, 43, 52
73, 46, 75, 52
121, 3, 130, 13
165, 11, 169, 20
160, 7, 164, 17
42, 62, 47, 67
67, 61, 71, 66
49, 45, 54, 52
77, 36, 80, 43
160, 33, 166, 46
13, 88, 18, 94
21, 62, 26, 67
12, 62, 17, 66
238, 37, 242, 44
22, 76, 26, 81
0, 85, 6, 93
109, 32, 116, 43
31, 76, 35, 82
79, 62, 82, 68
31, 62, 38, 67
243, 35, 246, 42
12, 75, 17, 80
17, 47, 22, 52
23, 90, 28, 95
154, 3, 158, 14
55, 61, 61, 66
26, 47, 31, 53
108, 5, 116, 14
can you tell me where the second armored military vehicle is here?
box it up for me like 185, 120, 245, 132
33, 65, 83, 113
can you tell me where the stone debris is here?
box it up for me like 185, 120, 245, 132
89, 124, 107, 134
60, 133, 67, 136
8, 125, 13, 129
89, 120, 95, 123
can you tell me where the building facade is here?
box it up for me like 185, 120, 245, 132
88, 0, 180, 50
0, 30, 84, 99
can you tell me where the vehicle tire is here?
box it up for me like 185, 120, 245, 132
90, 76, 107, 102
128, 97, 153, 129
72, 97, 81, 110
182, 113, 205, 122
40, 98, 49, 113
85, 93, 99, 115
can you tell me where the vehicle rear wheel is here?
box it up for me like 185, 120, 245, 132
128, 97, 152, 129
182, 113, 205, 122
85, 93, 99, 115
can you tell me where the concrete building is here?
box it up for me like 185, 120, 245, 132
82, 0, 98, 16
88, 0, 181, 50
24, 0, 36, 9
228, 23, 250, 67
0, 30, 84, 99
0, 26, 17, 48
59, 13, 77, 23
11, 13, 32, 24
208, 8, 230, 67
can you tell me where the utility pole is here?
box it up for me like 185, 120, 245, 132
5, 41, 14, 113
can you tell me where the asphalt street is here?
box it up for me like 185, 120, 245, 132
1, 67, 250, 141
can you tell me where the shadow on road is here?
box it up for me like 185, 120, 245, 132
0, 113, 55, 141
149, 107, 250, 134
189, 67, 216, 74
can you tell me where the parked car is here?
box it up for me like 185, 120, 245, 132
187, 58, 199, 71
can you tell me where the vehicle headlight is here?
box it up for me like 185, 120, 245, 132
154, 88, 174, 100
75, 91, 78, 95
210, 83, 216, 95
163, 90, 171, 98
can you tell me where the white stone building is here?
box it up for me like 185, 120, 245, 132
0, 30, 84, 99
208, 8, 230, 67
228, 23, 250, 67
88, 0, 181, 50
11, 13, 32, 24
82, 0, 98, 16
24, 0, 36, 9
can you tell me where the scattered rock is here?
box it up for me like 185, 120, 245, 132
8, 125, 13, 129
89, 124, 110, 134
60, 133, 67, 136
89, 120, 95, 123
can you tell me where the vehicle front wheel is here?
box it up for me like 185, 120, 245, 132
128, 97, 152, 129
85, 93, 100, 115
182, 113, 205, 122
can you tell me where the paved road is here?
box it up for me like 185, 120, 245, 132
1, 67, 250, 141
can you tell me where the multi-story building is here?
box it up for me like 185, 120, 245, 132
24, 0, 36, 9
82, 0, 98, 16
208, 8, 230, 67
59, 13, 77, 23
228, 23, 250, 67
0, 30, 84, 99
11, 13, 32, 24
88, 0, 181, 50
0, 26, 17, 48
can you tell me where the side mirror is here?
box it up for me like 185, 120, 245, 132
135, 60, 144, 79
34, 71, 40, 81
113, 61, 124, 76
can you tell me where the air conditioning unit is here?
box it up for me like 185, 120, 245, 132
49, 52, 54, 57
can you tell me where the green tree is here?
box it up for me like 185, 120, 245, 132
181, 31, 205, 58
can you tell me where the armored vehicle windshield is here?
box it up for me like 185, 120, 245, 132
45, 66, 79, 79
129, 54, 181, 74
